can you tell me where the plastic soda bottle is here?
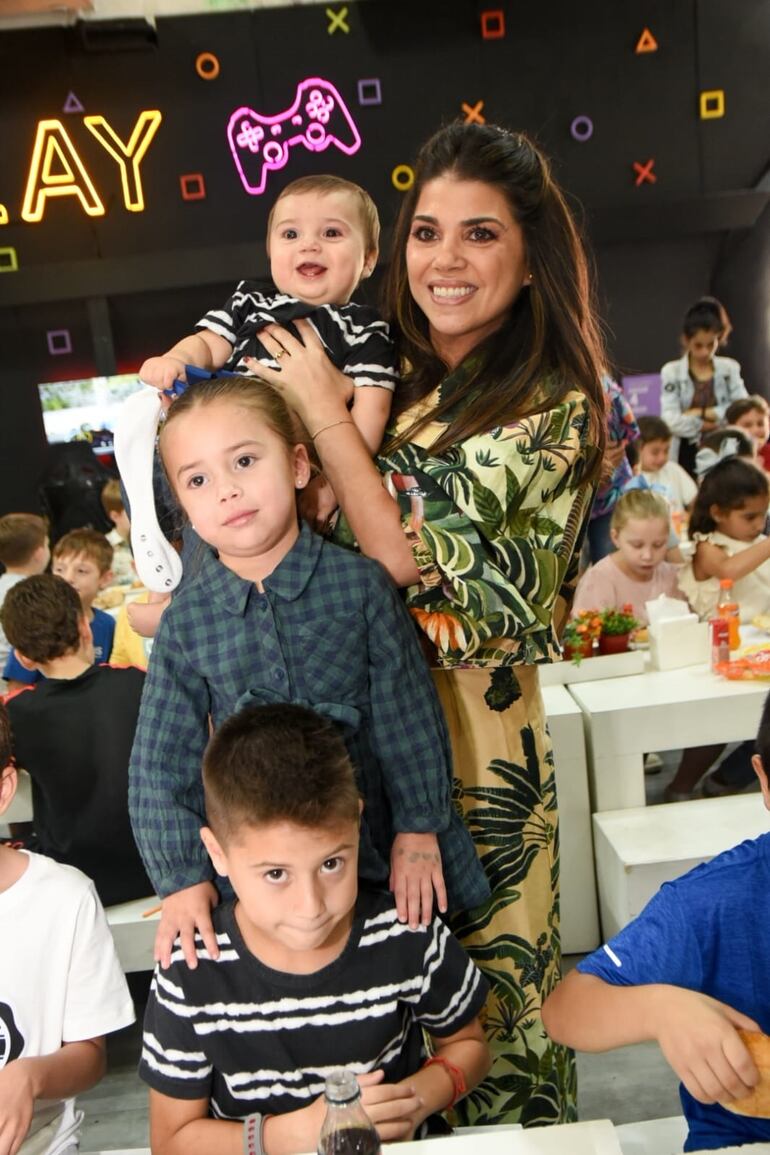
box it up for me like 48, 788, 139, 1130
317, 1070, 381, 1155
717, 578, 741, 651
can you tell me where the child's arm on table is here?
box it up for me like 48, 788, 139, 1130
149, 1070, 422, 1155
0, 1039, 105, 1155
543, 970, 760, 1105
693, 537, 770, 583
139, 330, 233, 393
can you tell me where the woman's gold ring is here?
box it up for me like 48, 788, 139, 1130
274, 347, 286, 361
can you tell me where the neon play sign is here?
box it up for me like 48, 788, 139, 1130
13, 111, 162, 222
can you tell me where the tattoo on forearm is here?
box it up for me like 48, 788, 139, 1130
397, 849, 441, 864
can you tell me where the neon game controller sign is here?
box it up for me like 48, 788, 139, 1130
227, 77, 362, 196
3, 78, 361, 225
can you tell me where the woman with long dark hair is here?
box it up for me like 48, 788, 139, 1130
257, 123, 606, 1127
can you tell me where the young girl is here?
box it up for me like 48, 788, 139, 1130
678, 456, 770, 621
128, 375, 489, 969
726, 395, 770, 471
572, 489, 686, 624
660, 296, 746, 477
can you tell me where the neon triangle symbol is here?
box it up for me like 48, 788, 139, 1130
635, 27, 658, 53
63, 91, 84, 114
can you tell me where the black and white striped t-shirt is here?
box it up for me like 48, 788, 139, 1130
140, 888, 487, 1119
196, 283, 398, 392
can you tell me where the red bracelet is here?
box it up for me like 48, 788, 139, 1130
423, 1055, 467, 1107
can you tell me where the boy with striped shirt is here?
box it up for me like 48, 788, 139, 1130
140, 703, 490, 1155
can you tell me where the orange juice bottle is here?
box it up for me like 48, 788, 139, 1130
717, 578, 741, 651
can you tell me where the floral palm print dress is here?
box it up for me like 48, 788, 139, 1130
372, 371, 598, 1127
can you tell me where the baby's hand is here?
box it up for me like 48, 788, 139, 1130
139, 355, 187, 393
155, 881, 219, 970
390, 833, 447, 929
298, 474, 339, 535
654, 988, 760, 1105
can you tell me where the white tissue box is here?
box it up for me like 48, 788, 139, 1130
649, 615, 709, 670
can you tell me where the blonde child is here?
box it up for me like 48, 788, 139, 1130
678, 456, 770, 622
100, 479, 135, 586
726, 395, 770, 471
572, 489, 686, 625
128, 376, 489, 971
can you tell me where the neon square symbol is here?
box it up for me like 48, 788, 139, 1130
180, 173, 206, 201
700, 90, 725, 119
357, 78, 382, 107
0, 247, 18, 273
481, 10, 505, 39
47, 329, 72, 355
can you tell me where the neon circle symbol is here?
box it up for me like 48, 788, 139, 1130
195, 52, 220, 81
391, 164, 415, 191
570, 115, 593, 142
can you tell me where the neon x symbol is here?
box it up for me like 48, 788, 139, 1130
326, 6, 350, 33
633, 158, 656, 186
462, 100, 485, 125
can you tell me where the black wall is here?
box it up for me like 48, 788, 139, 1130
0, 0, 768, 511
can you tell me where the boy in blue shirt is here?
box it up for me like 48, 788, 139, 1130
542, 691, 770, 1152
4, 528, 115, 689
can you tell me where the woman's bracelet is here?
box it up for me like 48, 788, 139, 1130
243, 1112, 270, 1155
311, 418, 355, 441
422, 1055, 467, 1108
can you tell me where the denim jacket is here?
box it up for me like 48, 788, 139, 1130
660, 353, 746, 451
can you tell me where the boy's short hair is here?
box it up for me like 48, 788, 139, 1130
203, 703, 361, 844
266, 174, 380, 255
0, 513, 47, 568
0, 574, 82, 663
0, 700, 11, 769
101, 479, 125, 518
53, 528, 113, 575
725, 395, 770, 425
637, 415, 672, 445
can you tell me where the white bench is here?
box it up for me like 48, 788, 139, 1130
105, 895, 159, 972
542, 684, 600, 953
569, 664, 768, 813
593, 794, 767, 939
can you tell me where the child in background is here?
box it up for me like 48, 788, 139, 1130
678, 456, 770, 623
660, 296, 747, 477
725, 395, 770, 472
572, 489, 686, 625
585, 374, 640, 563
1, 574, 152, 906
542, 689, 770, 1153
128, 376, 489, 971
0, 513, 50, 683
141, 703, 491, 1152
0, 699, 135, 1155
637, 416, 697, 527
3, 528, 115, 689
100, 479, 135, 586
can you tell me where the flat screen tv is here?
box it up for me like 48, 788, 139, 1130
37, 373, 143, 459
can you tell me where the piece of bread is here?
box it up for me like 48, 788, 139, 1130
723, 1029, 770, 1118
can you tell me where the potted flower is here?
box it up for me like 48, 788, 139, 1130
598, 604, 640, 655
562, 611, 602, 662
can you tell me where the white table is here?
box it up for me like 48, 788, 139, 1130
568, 663, 768, 812
541, 684, 600, 953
